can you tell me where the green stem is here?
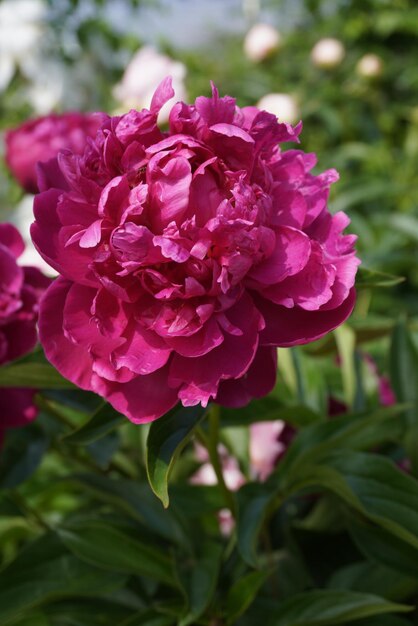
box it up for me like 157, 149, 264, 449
198, 405, 236, 518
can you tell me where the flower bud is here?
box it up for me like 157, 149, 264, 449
257, 92, 299, 124
356, 53, 383, 78
311, 38, 345, 69
244, 23, 282, 62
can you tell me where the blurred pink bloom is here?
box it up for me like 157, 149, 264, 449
250, 420, 290, 480
31, 78, 359, 423
191, 443, 246, 491
364, 354, 395, 406
113, 46, 187, 124
191, 420, 294, 534
5, 112, 105, 193
0, 223, 50, 440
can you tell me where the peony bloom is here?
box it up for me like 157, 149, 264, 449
0, 223, 50, 439
5, 112, 106, 194
356, 54, 383, 78
32, 79, 359, 423
243, 23, 282, 63
113, 46, 187, 125
311, 38, 345, 69
256, 93, 300, 125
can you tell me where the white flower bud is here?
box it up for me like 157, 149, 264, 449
257, 93, 299, 124
244, 23, 282, 62
356, 53, 383, 78
311, 38, 345, 69
113, 46, 187, 124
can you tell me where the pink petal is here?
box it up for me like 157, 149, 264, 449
39, 277, 98, 390
248, 226, 311, 285
150, 76, 175, 114
31, 189, 98, 286
98, 364, 179, 424
255, 288, 356, 347
169, 292, 262, 406
215, 346, 277, 407
0, 223, 25, 259
148, 154, 192, 230
0, 388, 38, 429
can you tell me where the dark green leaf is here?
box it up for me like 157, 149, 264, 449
0, 424, 48, 488
349, 520, 418, 579
146, 405, 207, 507
0, 364, 75, 389
266, 590, 410, 626
327, 561, 418, 603
118, 610, 174, 626
0, 543, 126, 625
225, 570, 270, 625
278, 405, 404, 485
58, 519, 177, 586
291, 451, 418, 550
222, 402, 320, 429
356, 267, 405, 289
390, 320, 418, 471
63, 404, 125, 445
177, 541, 223, 626
237, 483, 278, 567
68, 474, 188, 548
7, 613, 49, 626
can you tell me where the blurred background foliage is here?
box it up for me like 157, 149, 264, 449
1, 0, 418, 624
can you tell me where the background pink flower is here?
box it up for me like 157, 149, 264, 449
0, 223, 50, 440
31, 79, 360, 423
5, 112, 106, 194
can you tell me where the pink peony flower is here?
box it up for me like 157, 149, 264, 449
5, 112, 106, 194
31, 79, 360, 423
0, 223, 50, 439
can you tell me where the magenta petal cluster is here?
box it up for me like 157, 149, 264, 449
5, 112, 106, 194
0, 223, 50, 438
31, 79, 360, 423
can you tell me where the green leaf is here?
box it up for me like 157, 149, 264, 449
43, 598, 135, 626
0, 364, 75, 389
0, 538, 126, 625
118, 611, 174, 626
279, 405, 404, 483
237, 483, 277, 567
68, 474, 188, 548
390, 319, 418, 471
146, 405, 207, 507
63, 403, 125, 445
177, 541, 223, 626
225, 570, 270, 625
349, 520, 418, 579
57, 519, 177, 587
7, 613, 49, 626
327, 561, 418, 603
0, 424, 48, 488
266, 590, 410, 626
356, 267, 405, 289
221, 402, 320, 429
291, 451, 418, 551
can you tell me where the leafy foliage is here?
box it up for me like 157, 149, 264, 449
1, 0, 418, 624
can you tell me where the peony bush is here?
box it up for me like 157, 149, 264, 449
2, 60, 417, 626
31, 78, 359, 423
